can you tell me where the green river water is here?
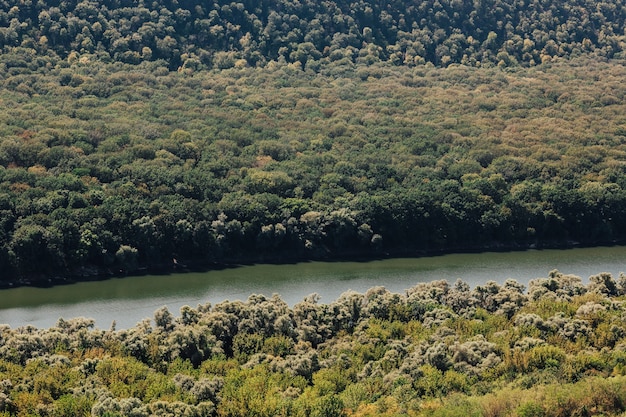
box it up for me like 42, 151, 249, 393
1, 246, 626, 329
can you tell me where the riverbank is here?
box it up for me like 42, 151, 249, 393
1, 271, 625, 417
5, 237, 625, 291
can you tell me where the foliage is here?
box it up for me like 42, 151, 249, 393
3, 52, 626, 280
2, 22, 626, 417
0, 275, 626, 415
0, 0, 624, 69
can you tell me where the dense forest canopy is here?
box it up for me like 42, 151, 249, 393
1, 0, 626, 281
3, 54, 626, 281
0, 0, 625, 69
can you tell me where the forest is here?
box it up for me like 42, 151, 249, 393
1, 0, 626, 281
0, 272, 625, 416
3, 52, 626, 281
0, 0, 625, 69
3, 0, 626, 415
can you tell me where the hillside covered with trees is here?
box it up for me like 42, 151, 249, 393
3, 54, 626, 281
1, 0, 626, 282
0, 273, 626, 416
1, 0, 626, 69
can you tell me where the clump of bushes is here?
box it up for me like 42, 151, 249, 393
1, 271, 626, 415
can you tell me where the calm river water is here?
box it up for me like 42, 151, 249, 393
1, 246, 626, 329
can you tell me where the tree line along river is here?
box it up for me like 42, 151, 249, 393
1, 245, 626, 330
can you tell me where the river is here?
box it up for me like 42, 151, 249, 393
1, 246, 626, 330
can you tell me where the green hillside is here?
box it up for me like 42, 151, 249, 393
1, 0, 626, 282
1, 0, 625, 69
3, 54, 626, 281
